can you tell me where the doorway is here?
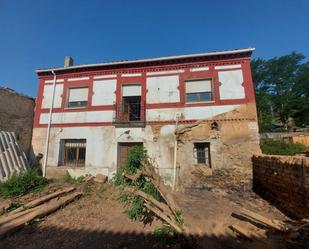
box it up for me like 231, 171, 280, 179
122, 96, 141, 121
117, 142, 143, 171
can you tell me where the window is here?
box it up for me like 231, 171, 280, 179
67, 87, 88, 108
116, 84, 143, 122
59, 139, 86, 167
194, 143, 211, 166
185, 79, 213, 102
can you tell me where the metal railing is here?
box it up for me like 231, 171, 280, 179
113, 101, 146, 126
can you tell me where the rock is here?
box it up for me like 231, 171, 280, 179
0, 199, 12, 212
94, 174, 108, 184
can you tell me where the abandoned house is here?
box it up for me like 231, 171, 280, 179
0, 87, 35, 158
32, 48, 260, 187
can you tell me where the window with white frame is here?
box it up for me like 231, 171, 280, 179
67, 87, 89, 108
194, 142, 211, 166
185, 79, 213, 102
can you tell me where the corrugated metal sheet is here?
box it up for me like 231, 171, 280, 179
0, 131, 28, 181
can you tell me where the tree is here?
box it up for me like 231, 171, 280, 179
292, 62, 309, 127
251, 59, 273, 131
251, 52, 309, 131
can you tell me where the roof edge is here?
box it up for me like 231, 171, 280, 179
36, 48, 255, 73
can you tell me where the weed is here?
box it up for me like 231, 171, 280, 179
142, 181, 160, 200
173, 209, 184, 226
112, 172, 127, 186
63, 173, 85, 184
124, 196, 144, 220
0, 169, 50, 197
124, 146, 147, 175
261, 140, 307, 155
154, 224, 179, 245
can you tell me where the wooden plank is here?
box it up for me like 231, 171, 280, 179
123, 169, 142, 181
144, 202, 182, 233
9, 187, 76, 215
125, 187, 172, 215
232, 209, 285, 231
229, 224, 257, 240
0, 192, 82, 239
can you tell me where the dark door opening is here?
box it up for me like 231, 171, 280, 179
118, 142, 143, 171
122, 96, 141, 121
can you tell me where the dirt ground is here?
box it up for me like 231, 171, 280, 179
0, 173, 295, 249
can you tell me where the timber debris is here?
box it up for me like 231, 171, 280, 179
122, 162, 184, 233
0, 187, 82, 239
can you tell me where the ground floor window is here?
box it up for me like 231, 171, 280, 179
59, 139, 86, 167
194, 142, 211, 166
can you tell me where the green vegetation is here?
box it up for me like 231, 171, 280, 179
261, 140, 307, 155
153, 225, 179, 245
62, 173, 85, 184
0, 169, 50, 197
113, 145, 159, 221
251, 52, 309, 131
124, 145, 147, 175
113, 145, 183, 242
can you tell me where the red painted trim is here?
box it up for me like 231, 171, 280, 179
33, 116, 256, 129
34, 56, 255, 127
38, 57, 250, 81
34, 122, 113, 128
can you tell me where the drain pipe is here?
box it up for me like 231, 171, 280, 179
42, 70, 57, 177
172, 113, 180, 190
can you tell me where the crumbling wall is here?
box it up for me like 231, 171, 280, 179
0, 88, 35, 158
252, 154, 309, 218
176, 102, 260, 188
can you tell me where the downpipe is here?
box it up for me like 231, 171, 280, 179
42, 70, 57, 177
172, 113, 180, 190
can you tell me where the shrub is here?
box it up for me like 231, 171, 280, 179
261, 140, 307, 155
63, 173, 85, 184
0, 169, 50, 197
124, 146, 147, 175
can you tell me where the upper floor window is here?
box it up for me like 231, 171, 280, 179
185, 79, 213, 102
67, 87, 88, 108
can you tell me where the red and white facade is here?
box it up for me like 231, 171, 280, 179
33, 48, 259, 185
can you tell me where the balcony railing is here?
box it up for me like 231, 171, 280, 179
113, 101, 146, 127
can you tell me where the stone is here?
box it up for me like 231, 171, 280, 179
0, 199, 12, 212
94, 174, 108, 184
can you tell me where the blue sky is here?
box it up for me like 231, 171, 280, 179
0, 0, 308, 97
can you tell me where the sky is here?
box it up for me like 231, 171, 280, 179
0, 0, 308, 97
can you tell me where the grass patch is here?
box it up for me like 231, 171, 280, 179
62, 173, 85, 184
261, 140, 308, 155
154, 224, 179, 245
0, 169, 50, 197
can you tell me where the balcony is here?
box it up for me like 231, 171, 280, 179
113, 99, 146, 127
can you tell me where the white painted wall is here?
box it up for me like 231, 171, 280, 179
92, 79, 117, 106
36, 126, 116, 178
42, 84, 63, 108
147, 105, 239, 121
146, 75, 180, 103
218, 70, 245, 100
33, 125, 175, 182
39, 110, 113, 124
184, 105, 239, 119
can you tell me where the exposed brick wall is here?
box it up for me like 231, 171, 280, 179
252, 155, 309, 218
0, 88, 35, 158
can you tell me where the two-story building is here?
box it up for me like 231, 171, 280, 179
33, 48, 260, 188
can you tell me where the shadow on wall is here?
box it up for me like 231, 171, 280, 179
0, 224, 288, 249
28, 145, 43, 175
